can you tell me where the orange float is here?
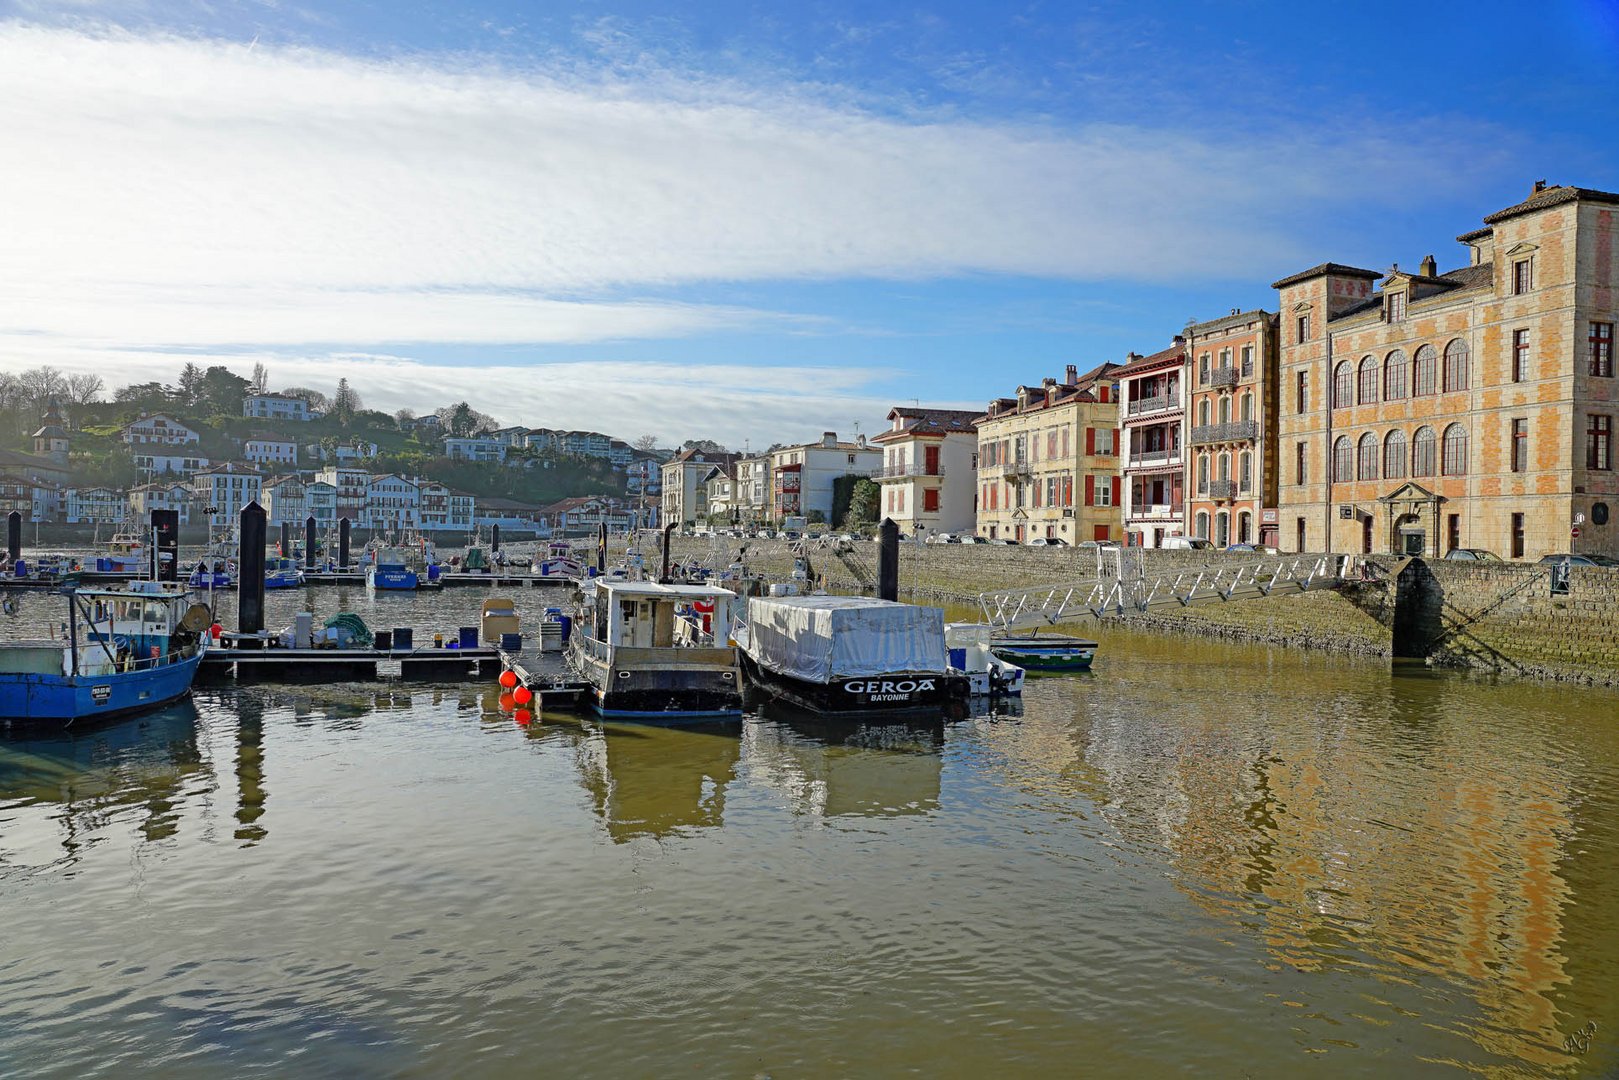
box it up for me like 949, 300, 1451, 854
498, 669, 518, 689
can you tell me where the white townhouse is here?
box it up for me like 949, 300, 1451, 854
64, 486, 125, 524
244, 434, 298, 467
190, 464, 263, 523
260, 475, 309, 526
128, 482, 194, 526
444, 436, 508, 463
315, 465, 370, 521
243, 393, 314, 421
131, 450, 212, 477
121, 414, 200, 447
363, 474, 420, 532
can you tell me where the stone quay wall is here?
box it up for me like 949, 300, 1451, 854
639, 536, 1619, 684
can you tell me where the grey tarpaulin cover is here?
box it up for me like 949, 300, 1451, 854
744, 596, 948, 684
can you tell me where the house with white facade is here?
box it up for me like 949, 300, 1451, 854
490, 427, 529, 448
244, 434, 298, 468
444, 436, 507, 463
661, 449, 736, 527
416, 482, 476, 533
64, 486, 125, 524
190, 464, 262, 524
871, 407, 981, 537
243, 393, 313, 421
560, 430, 613, 459
524, 428, 561, 453
304, 439, 378, 466
767, 432, 880, 526
121, 414, 200, 446
315, 465, 370, 521
364, 474, 420, 532
0, 478, 61, 523
261, 475, 309, 526
128, 482, 194, 525
131, 450, 212, 477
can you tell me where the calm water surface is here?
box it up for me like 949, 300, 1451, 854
2, 585, 1618, 1077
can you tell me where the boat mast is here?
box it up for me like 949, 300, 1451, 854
65, 589, 78, 676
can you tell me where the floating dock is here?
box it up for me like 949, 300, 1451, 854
500, 653, 592, 711
200, 643, 504, 682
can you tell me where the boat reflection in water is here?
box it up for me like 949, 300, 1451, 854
574, 721, 741, 842
0, 701, 210, 869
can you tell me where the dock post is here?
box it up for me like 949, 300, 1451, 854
279, 521, 290, 559
597, 522, 607, 574
239, 501, 267, 639
150, 509, 179, 581
6, 510, 19, 565
660, 521, 675, 583
877, 517, 899, 601
304, 516, 316, 569
339, 517, 351, 571
492, 524, 501, 554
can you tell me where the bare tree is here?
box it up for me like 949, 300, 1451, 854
632, 433, 660, 452
250, 362, 270, 394
394, 408, 416, 429
18, 366, 67, 411
280, 386, 329, 411
65, 372, 105, 406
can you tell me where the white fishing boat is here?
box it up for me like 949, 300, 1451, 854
944, 623, 1025, 697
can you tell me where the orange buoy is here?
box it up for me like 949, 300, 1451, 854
498, 669, 518, 689
513, 685, 533, 706
513, 709, 532, 726
498, 691, 516, 712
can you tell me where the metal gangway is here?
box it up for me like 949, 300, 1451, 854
980, 549, 1362, 631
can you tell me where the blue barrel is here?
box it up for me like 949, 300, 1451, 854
458, 626, 478, 649
393, 627, 413, 650
13, 559, 24, 577
557, 614, 572, 644
949, 648, 967, 670
426, 564, 441, 581
500, 632, 522, 652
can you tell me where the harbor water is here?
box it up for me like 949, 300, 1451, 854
2, 585, 1618, 1076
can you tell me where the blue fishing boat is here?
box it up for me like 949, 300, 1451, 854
264, 556, 306, 589
365, 549, 419, 592
0, 581, 210, 723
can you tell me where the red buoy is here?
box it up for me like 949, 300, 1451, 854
513, 685, 533, 706
498, 669, 518, 689
514, 709, 532, 726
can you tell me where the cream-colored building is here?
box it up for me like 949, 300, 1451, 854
767, 433, 880, 526
871, 407, 980, 537
660, 449, 736, 528
1275, 181, 1619, 560
975, 364, 1123, 544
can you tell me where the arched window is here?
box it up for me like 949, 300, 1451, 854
1442, 423, 1469, 475
1358, 355, 1379, 404
1219, 396, 1231, 424
1197, 454, 1209, 493
1384, 430, 1407, 480
1443, 338, 1470, 392
1333, 360, 1353, 408
1239, 450, 1252, 492
1199, 398, 1211, 426
1195, 511, 1210, 539
1237, 511, 1251, 544
1199, 354, 1210, 384
1218, 452, 1231, 482
1412, 426, 1437, 477
1333, 435, 1353, 481
1413, 344, 1437, 396
1384, 349, 1408, 400
1241, 392, 1254, 423
1357, 432, 1378, 480
1215, 511, 1230, 547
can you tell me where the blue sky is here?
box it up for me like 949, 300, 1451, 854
2, 0, 1617, 445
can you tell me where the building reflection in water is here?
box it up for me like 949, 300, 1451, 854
575, 722, 740, 842
1066, 671, 1597, 1070
233, 693, 267, 845
743, 704, 946, 820
0, 702, 212, 869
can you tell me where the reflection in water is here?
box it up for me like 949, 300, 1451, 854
744, 707, 945, 819
233, 694, 267, 844
575, 722, 740, 841
0, 702, 210, 870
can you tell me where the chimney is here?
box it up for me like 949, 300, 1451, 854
1065, 364, 1078, 386
1533, 179, 1548, 195
822, 431, 836, 448
1042, 377, 1056, 389
856, 433, 866, 448
1419, 254, 1437, 278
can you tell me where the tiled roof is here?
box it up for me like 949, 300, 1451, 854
1329, 260, 1495, 322
1270, 262, 1382, 290
1480, 183, 1619, 225
1455, 226, 1492, 243
1112, 341, 1185, 377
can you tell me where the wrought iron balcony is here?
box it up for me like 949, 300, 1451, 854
874, 462, 946, 480
1127, 394, 1169, 416
1126, 449, 1179, 467
1208, 366, 1239, 389
1207, 479, 1237, 499
1189, 420, 1259, 445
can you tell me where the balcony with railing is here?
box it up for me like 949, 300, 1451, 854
1207, 479, 1237, 499
1126, 448, 1182, 469
1208, 366, 1239, 389
1189, 420, 1259, 445
1127, 502, 1184, 520
1126, 393, 1170, 416
875, 462, 946, 480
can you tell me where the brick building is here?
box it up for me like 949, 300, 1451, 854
1186, 309, 1281, 547
974, 363, 1122, 544
1275, 182, 1619, 560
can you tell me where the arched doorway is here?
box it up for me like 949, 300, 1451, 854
1394, 512, 1423, 556
1237, 511, 1251, 544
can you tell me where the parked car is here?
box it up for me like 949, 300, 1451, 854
1027, 537, 1068, 547
1076, 540, 1120, 553
966, 535, 989, 544
991, 538, 1019, 545
1444, 548, 1502, 562
1160, 536, 1215, 550
1537, 553, 1619, 567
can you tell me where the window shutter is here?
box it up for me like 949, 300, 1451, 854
1084, 475, 1095, 506
1111, 429, 1120, 454
1085, 427, 1095, 455
1111, 476, 1121, 506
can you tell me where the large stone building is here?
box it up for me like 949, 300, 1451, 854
975, 363, 1122, 544
1186, 310, 1281, 548
1275, 182, 1619, 560
661, 448, 736, 528
871, 407, 981, 537
1117, 341, 1188, 547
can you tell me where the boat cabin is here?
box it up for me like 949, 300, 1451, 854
588, 581, 734, 650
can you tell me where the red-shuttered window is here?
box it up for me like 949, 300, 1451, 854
923, 488, 939, 512
1084, 475, 1095, 505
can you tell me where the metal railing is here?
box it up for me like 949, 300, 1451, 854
1127, 449, 1178, 467
979, 553, 1359, 631
1208, 366, 1239, 388
1189, 420, 1259, 445
1208, 479, 1237, 499
874, 462, 946, 480
1127, 394, 1169, 416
